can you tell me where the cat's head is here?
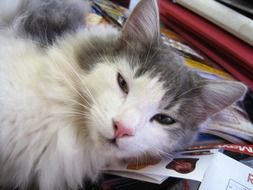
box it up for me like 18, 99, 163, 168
73, 0, 246, 159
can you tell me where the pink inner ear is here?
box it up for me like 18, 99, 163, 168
121, 0, 160, 44
114, 120, 134, 138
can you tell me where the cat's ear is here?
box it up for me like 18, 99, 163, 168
121, 0, 160, 44
200, 81, 247, 116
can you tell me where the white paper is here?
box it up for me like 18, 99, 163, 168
199, 152, 253, 190
104, 149, 218, 183
105, 171, 168, 184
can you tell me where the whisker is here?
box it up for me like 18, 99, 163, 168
64, 98, 90, 110
53, 61, 90, 107
51, 112, 90, 119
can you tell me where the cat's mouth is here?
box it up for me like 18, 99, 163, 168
108, 138, 118, 147
97, 132, 120, 148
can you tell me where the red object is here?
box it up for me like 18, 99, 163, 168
189, 144, 253, 156
159, 0, 253, 89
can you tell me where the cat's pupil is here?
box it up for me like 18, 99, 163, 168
117, 73, 128, 94
151, 114, 176, 125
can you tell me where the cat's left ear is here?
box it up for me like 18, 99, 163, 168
121, 0, 160, 44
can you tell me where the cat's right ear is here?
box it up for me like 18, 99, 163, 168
120, 0, 160, 45
200, 80, 247, 117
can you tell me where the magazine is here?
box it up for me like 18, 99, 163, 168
104, 145, 253, 186
104, 149, 219, 184
173, 0, 253, 46
203, 105, 253, 144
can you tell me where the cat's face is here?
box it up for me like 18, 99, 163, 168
74, 0, 246, 159
83, 58, 178, 158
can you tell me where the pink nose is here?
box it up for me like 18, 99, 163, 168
113, 120, 134, 138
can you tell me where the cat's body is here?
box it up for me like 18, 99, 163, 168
0, 30, 103, 189
0, 0, 247, 189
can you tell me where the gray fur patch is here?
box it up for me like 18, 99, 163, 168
20, 0, 88, 45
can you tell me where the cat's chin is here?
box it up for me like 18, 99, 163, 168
107, 138, 118, 147
105, 138, 119, 150
105, 137, 127, 150
101, 136, 138, 158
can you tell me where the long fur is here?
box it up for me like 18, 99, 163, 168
0, 0, 246, 189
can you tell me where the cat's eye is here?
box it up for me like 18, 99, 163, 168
151, 114, 176, 125
117, 73, 129, 94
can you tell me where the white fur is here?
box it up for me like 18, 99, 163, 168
83, 58, 170, 157
0, 27, 111, 189
0, 0, 187, 187
0, 24, 177, 189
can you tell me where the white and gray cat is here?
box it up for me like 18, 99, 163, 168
0, 0, 247, 189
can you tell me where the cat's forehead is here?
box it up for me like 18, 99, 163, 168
77, 33, 195, 108
122, 41, 191, 103
116, 58, 167, 104
90, 58, 167, 107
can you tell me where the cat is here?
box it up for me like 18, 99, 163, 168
0, 0, 247, 189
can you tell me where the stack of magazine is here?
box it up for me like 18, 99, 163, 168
103, 144, 253, 190
160, 0, 253, 90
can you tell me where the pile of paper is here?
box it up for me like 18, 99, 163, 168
104, 144, 253, 190
104, 149, 219, 184
160, 0, 253, 89
203, 104, 253, 144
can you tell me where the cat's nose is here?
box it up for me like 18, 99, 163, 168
113, 120, 134, 138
